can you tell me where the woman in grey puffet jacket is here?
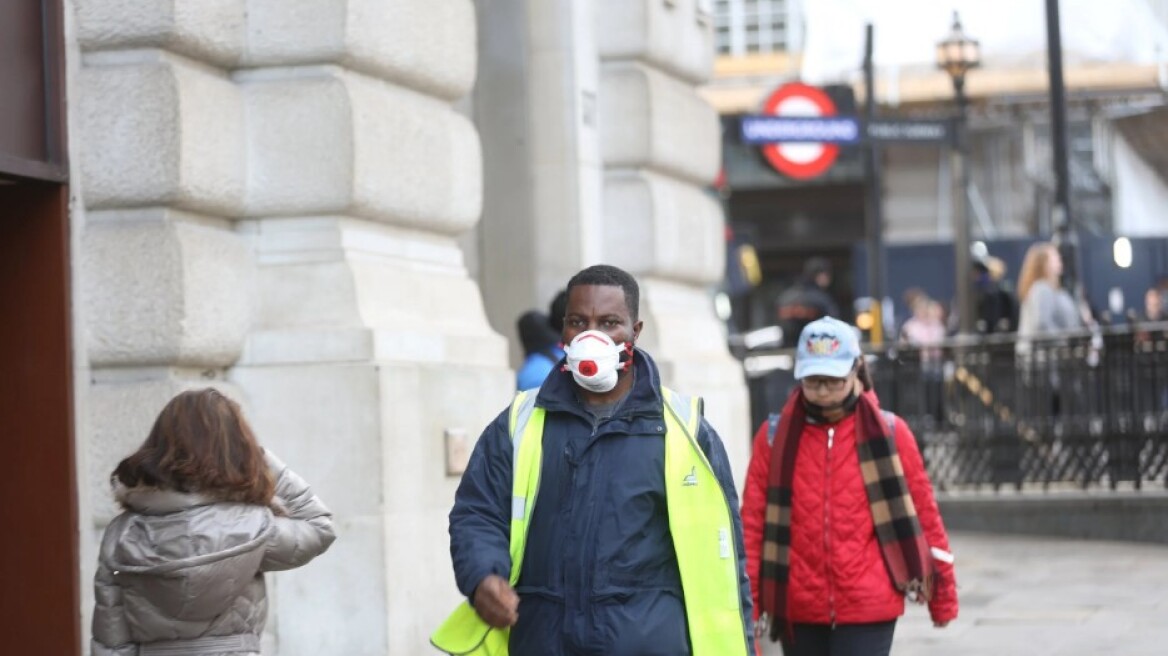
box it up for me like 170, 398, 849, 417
92, 389, 336, 656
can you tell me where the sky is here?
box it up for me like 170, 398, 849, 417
801, 0, 1168, 83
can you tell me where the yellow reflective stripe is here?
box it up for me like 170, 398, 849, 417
508, 390, 539, 457
662, 387, 749, 656
509, 400, 544, 587
669, 388, 702, 437
508, 391, 539, 526
662, 389, 714, 478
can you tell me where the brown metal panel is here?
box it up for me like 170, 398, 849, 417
0, 2, 78, 649
0, 1, 47, 161
0, 0, 67, 181
0, 184, 79, 650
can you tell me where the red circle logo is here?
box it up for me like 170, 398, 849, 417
760, 83, 840, 180
578, 361, 598, 376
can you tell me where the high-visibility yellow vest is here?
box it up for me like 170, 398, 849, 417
431, 387, 749, 656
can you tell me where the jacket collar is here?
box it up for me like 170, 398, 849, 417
114, 481, 218, 515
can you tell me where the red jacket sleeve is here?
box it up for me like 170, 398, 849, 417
892, 416, 958, 624
741, 419, 773, 621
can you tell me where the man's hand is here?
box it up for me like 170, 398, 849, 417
473, 574, 519, 628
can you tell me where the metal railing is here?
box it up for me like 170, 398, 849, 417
742, 323, 1168, 491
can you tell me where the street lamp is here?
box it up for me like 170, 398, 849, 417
936, 11, 980, 334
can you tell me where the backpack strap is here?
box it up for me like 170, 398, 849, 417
765, 412, 780, 447
881, 409, 897, 438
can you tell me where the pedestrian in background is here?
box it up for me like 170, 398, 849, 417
1141, 285, 1165, 322
775, 257, 840, 347
548, 288, 569, 334
1017, 242, 1086, 340
91, 388, 335, 656
742, 317, 957, 656
900, 297, 947, 429
1016, 242, 1091, 416
515, 309, 564, 390
972, 256, 1018, 333
983, 255, 1019, 332
434, 264, 754, 655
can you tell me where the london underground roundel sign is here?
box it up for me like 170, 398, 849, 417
759, 83, 840, 180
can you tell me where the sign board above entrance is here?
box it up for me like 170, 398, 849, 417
743, 83, 953, 180
866, 119, 951, 144
740, 116, 861, 145
755, 83, 843, 180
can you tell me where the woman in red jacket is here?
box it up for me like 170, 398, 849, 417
742, 317, 957, 656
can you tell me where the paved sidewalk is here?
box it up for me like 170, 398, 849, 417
756, 532, 1168, 653
893, 531, 1168, 655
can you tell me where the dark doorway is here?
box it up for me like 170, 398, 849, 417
729, 184, 866, 332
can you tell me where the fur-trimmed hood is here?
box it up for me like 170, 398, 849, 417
114, 481, 219, 515
113, 480, 289, 516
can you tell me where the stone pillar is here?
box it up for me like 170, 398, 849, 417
474, 0, 604, 363
74, 0, 259, 642
74, 1, 509, 654
594, 0, 752, 484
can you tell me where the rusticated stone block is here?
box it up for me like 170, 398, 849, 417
602, 170, 724, 285
82, 212, 253, 367
239, 69, 481, 232
600, 63, 720, 186
80, 54, 246, 215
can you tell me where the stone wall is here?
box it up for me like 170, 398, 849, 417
73, 1, 509, 654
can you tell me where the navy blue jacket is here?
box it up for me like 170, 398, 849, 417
449, 350, 754, 656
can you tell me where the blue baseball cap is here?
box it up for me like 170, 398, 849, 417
794, 317, 861, 380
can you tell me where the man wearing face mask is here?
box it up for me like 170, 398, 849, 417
433, 264, 755, 656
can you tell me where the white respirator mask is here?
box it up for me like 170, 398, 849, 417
563, 330, 631, 393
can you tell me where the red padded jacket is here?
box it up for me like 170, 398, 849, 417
741, 409, 958, 627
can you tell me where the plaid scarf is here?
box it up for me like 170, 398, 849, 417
759, 387, 934, 643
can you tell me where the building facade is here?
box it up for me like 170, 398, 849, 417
701, 1, 1168, 331
1, 1, 748, 653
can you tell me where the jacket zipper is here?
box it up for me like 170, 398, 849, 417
824, 426, 837, 629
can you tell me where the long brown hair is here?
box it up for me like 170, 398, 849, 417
1017, 242, 1059, 302
113, 388, 274, 506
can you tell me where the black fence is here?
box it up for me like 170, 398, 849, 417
742, 324, 1168, 491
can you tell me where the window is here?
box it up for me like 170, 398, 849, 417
711, 0, 799, 56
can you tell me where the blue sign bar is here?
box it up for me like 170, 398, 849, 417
740, 115, 861, 145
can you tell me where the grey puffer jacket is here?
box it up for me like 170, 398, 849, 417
91, 451, 335, 656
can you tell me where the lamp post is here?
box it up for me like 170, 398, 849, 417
1045, 0, 1078, 294
936, 11, 980, 334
